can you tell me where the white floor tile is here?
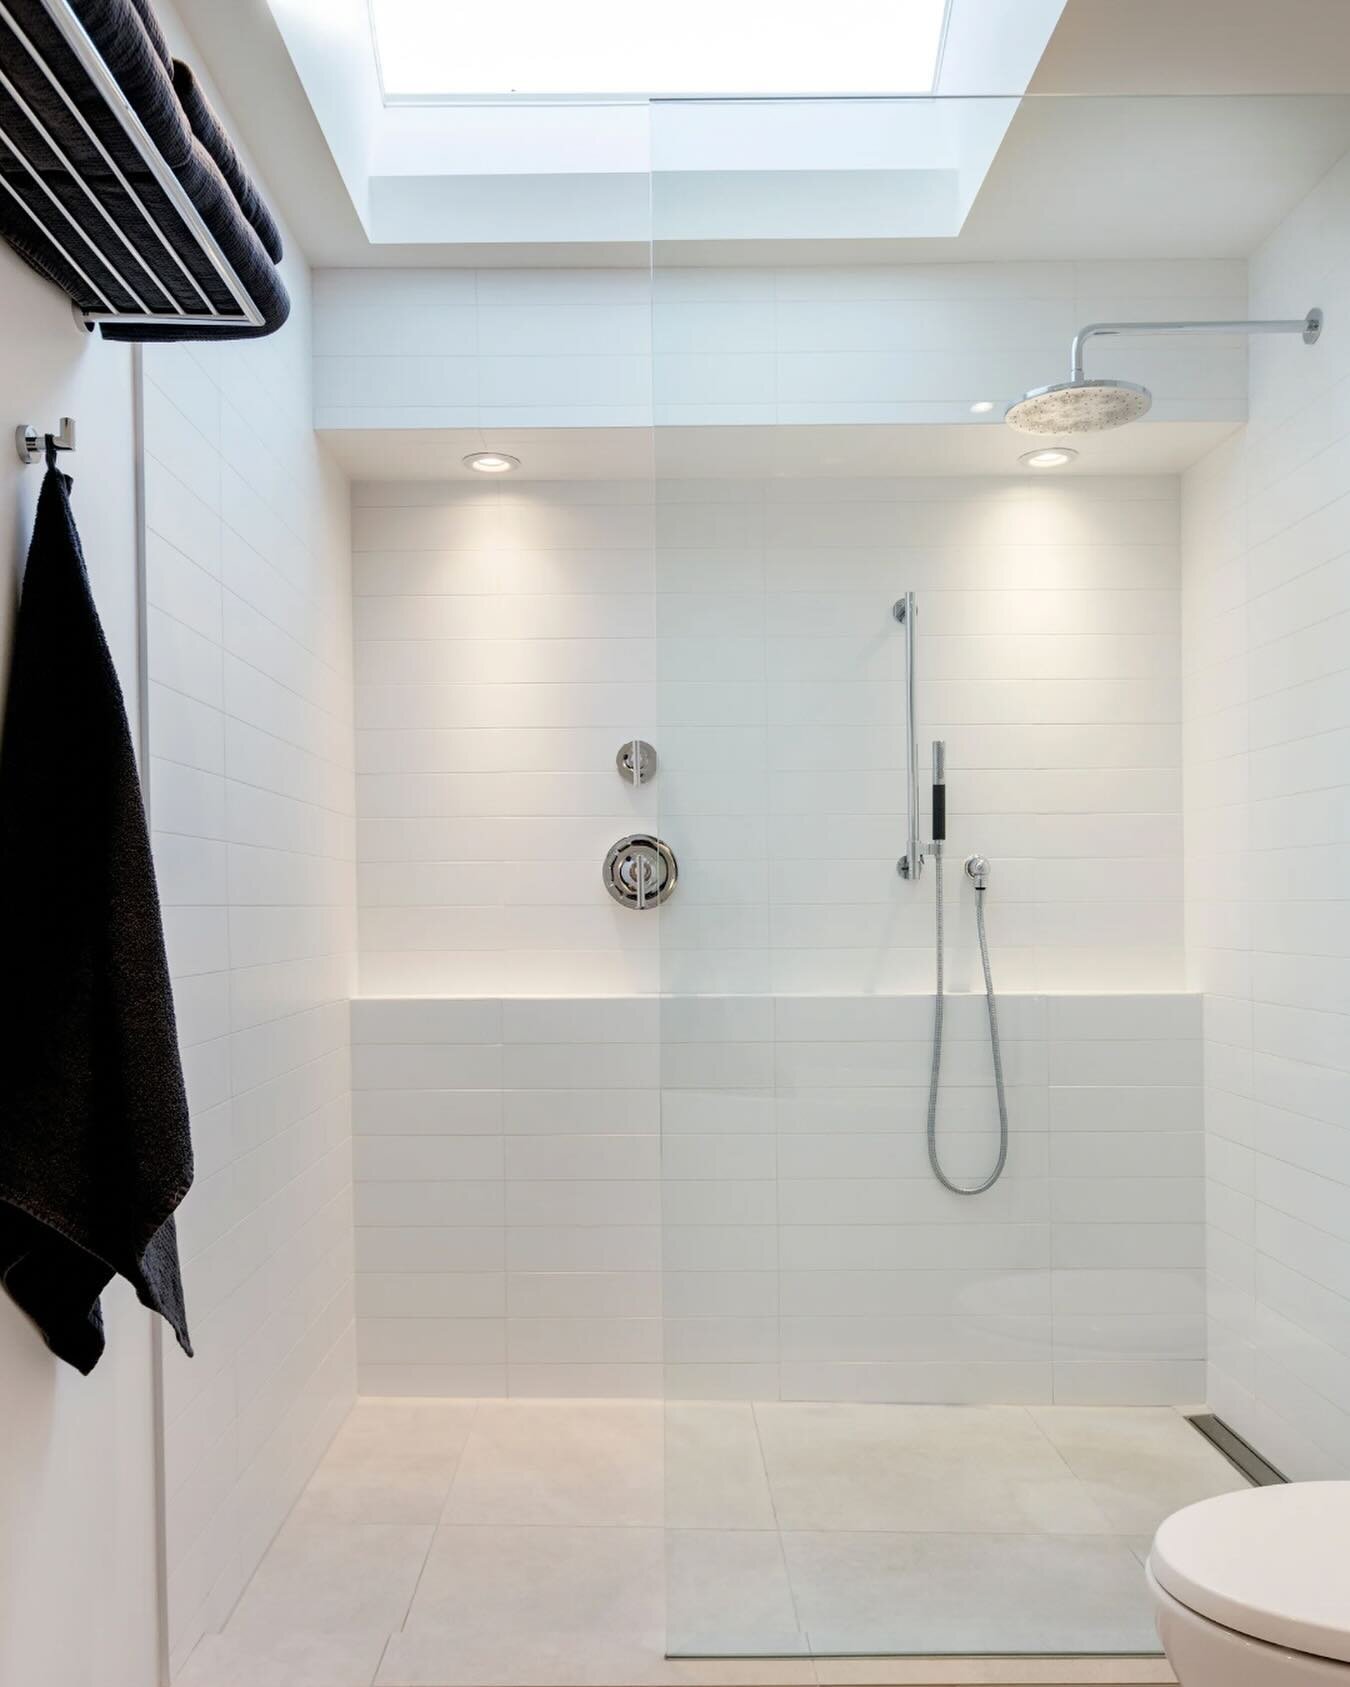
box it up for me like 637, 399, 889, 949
295, 1399, 478, 1523
405, 1523, 664, 1636
782, 1531, 1158, 1655
216, 1397, 1213, 1676
813, 1662, 1175, 1684
1026, 1407, 1247, 1533
442, 1398, 664, 1525
664, 1402, 778, 1529
376, 1628, 816, 1686
176, 1629, 389, 1687
225, 1520, 433, 1639
754, 1403, 1111, 1534
666, 1530, 807, 1657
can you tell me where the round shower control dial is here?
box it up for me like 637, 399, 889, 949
603, 834, 677, 910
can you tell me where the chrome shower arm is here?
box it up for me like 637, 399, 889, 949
1069, 308, 1322, 381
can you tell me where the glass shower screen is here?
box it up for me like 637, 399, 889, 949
645, 88, 1314, 1659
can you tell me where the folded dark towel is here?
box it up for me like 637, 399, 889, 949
172, 60, 283, 263
0, 0, 184, 313
96, 127, 292, 342
71, 0, 290, 341
127, 0, 171, 70
0, 451, 194, 1374
62, 0, 188, 158
0, 0, 288, 341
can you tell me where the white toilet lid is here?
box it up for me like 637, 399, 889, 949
1150, 1482, 1350, 1664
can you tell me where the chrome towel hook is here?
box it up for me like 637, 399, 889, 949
16, 417, 76, 465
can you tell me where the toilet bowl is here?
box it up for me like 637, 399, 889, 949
1147, 1481, 1350, 1686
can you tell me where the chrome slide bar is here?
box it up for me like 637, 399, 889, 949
893, 592, 922, 882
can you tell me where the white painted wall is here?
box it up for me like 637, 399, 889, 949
0, 243, 160, 1687
314, 261, 1246, 431
1183, 145, 1350, 1479
355, 473, 1184, 997
351, 992, 1204, 1405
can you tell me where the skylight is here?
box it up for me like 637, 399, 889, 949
369, 0, 950, 100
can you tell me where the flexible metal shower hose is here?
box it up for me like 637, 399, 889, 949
926, 852, 1009, 1195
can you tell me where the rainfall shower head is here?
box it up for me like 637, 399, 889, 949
1005, 378, 1151, 435
1005, 308, 1322, 438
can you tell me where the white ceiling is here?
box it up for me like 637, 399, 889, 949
175, 0, 1350, 268
1030, 0, 1350, 95
904, 93, 1350, 263
653, 93, 1350, 264
322, 421, 1239, 483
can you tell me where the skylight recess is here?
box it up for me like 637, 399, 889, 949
369, 0, 950, 100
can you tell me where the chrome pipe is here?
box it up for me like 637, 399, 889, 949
76, 311, 267, 327
1070, 310, 1322, 381
893, 592, 922, 881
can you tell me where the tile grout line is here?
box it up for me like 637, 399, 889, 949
368, 1630, 393, 1687
415, 1396, 485, 1592
372, 1394, 488, 1686
1019, 1404, 1116, 1535
749, 1398, 813, 1660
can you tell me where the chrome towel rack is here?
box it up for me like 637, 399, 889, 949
0, 0, 264, 331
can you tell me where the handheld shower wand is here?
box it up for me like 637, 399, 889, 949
930, 739, 946, 855
925, 741, 1009, 1195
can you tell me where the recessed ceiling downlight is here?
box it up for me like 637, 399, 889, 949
969, 400, 995, 414
463, 451, 521, 474
1019, 447, 1078, 469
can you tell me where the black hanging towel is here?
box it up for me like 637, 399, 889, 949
0, 444, 193, 1372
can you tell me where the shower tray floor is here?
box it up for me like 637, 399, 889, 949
179, 1399, 1245, 1686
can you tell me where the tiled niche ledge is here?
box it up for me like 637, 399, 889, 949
350, 993, 1203, 1405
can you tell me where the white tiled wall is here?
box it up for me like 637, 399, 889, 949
352, 993, 1203, 1405
315, 268, 653, 431
355, 474, 1184, 995
315, 261, 1246, 430
1183, 146, 1350, 1479
142, 266, 358, 1662
650, 262, 1245, 428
